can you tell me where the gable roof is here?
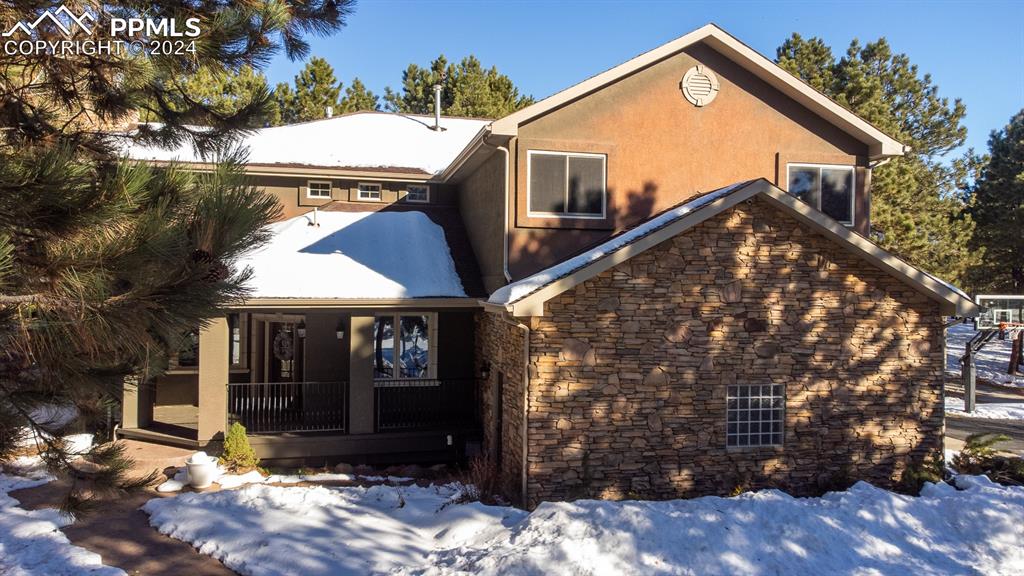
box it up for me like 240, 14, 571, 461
488, 179, 976, 317
489, 24, 906, 160
124, 112, 490, 177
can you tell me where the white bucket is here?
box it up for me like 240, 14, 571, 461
186, 451, 218, 489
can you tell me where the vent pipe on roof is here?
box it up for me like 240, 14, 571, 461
325, 106, 333, 119
432, 83, 442, 130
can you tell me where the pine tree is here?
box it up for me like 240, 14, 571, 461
967, 110, 1024, 292
141, 66, 279, 127
277, 57, 343, 123
384, 55, 534, 118
0, 1, 353, 508
776, 35, 978, 284
338, 77, 381, 113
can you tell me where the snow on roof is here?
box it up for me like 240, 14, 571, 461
237, 211, 467, 299
124, 112, 489, 175
489, 181, 752, 306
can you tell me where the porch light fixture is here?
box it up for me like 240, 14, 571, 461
296, 321, 306, 339
480, 362, 491, 380
336, 323, 345, 340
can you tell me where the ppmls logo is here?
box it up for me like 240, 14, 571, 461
2, 5, 95, 38
3, 5, 201, 57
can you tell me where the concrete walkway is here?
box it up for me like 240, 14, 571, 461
10, 440, 236, 576
945, 380, 1024, 456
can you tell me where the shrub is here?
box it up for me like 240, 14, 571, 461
953, 433, 1024, 486
898, 454, 945, 495
456, 454, 498, 504
219, 422, 259, 472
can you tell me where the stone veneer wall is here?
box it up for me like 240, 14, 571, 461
475, 311, 527, 501
523, 197, 944, 506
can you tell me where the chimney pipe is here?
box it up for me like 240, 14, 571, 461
432, 83, 442, 131
325, 106, 333, 119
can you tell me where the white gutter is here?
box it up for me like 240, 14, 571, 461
496, 143, 512, 282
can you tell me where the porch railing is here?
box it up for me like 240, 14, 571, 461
227, 381, 348, 434
374, 378, 478, 432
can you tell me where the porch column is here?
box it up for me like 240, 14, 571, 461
197, 316, 229, 443
121, 375, 153, 429
348, 315, 375, 434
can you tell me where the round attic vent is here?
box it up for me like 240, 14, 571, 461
680, 64, 720, 107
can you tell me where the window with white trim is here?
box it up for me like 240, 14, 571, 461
406, 185, 429, 203
787, 164, 855, 225
727, 384, 784, 447
357, 183, 382, 201
372, 313, 436, 379
527, 150, 606, 218
307, 180, 331, 199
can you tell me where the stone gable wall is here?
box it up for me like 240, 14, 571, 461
523, 197, 944, 506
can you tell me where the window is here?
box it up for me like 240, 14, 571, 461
228, 313, 248, 368
405, 185, 429, 203
307, 180, 332, 199
358, 183, 382, 201
727, 384, 784, 447
527, 150, 606, 218
373, 313, 435, 378
787, 164, 855, 225
171, 330, 200, 369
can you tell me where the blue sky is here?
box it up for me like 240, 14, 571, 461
265, 0, 1024, 157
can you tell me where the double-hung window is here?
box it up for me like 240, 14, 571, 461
527, 150, 606, 218
787, 164, 855, 225
372, 313, 436, 379
727, 384, 784, 447
358, 183, 382, 201
307, 180, 332, 199
406, 185, 429, 203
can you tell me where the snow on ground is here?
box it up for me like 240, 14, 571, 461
236, 211, 466, 299
143, 483, 525, 576
0, 457, 125, 576
946, 322, 1024, 387
946, 397, 1024, 420
144, 477, 1024, 576
124, 113, 489, 175
156, 466, 413, 493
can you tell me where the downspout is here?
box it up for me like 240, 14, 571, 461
495, 310, 530, 506
498, 144, 512, 282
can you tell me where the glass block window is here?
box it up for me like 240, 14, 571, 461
727, 384, 784, 447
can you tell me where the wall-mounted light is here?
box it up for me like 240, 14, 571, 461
336, 322, 345, 340
296, 320, 306, 339
480, 362, 491, 380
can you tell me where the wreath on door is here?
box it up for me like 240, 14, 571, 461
272, 329, 294, 361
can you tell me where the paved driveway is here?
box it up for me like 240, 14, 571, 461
945, 379, 1024, 456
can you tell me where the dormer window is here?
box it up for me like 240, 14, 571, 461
358, 182, 382, 201
307, 180, 331, 199
787, 164, 855, 226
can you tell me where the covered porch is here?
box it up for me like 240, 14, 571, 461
120, 302, 482, 462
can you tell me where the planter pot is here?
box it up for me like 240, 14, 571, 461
186, 452, 218, 489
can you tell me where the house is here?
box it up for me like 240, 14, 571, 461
119, 24, 977, 507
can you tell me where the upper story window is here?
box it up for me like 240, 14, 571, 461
306, 180, 332, 199
787, 164, 855, 226
358, 182, 382, 201
406, 185, 429, 203
527, 150, 606, 219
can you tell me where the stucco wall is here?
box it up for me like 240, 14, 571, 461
521, 197, 943, 506
507, 41, 872, 279
458, 153, 508, 293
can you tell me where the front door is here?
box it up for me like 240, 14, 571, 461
266, 321, 304, 383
